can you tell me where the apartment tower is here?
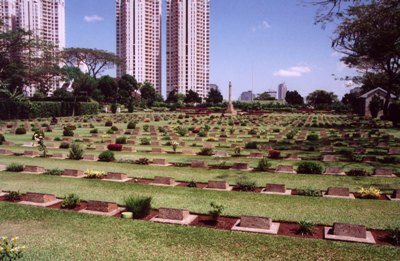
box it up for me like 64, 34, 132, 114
116, 0, 162, 94
166, 0, 210, 100
278, 82, 288, 100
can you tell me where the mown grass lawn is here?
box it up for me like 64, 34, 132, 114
0, 203, 399, 261
1, 171, 399, 229
0, 155, 399, 193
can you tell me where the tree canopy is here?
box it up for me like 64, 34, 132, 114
306, 90, 339, 109
254, 92, 275, 101
184, 90, 202, 104
206, 88, 223, 104
285, 90, 304, 105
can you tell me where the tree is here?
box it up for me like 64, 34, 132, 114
166, 89, 185, 104
53, 88, 73, 99
254, 92, 275, 101
310, 0, 370, 24
285, 90, 304, 105
341, 92, 361, 113
206, 88, 223, 104
118, 74, 138, 105
369, 95, 382, 118
306, 90, 339, 109
140, 82, 157, 107
72, 74, 97, 97
184, 90, 202, 104
98, 75, 118, 103
61, 48, 122, 79
332, 0, 400, 116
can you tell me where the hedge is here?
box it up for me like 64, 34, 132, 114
0, 101, 99, 120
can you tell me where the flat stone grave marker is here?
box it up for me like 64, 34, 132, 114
195, 137, 203, 142
0, 190, 6, 197
231, 163, 252, 171
213, 151, 230, 158
104, 172, 131, 182
122, 146, 136, 152
0, 149, 13, 155
152, 158, 170, 166
151, 176, 178, 186
324, 223, 375, 244
82, 154, 96, 161
182, 150, 196, 155
219, 138, 226, 142
205, 180, 233, 191
362, 156, 376, 163
323, 166, 345, 175
127, 140, 136, 145
388, 148, 400, 155
230, 143, 240, 148
285, 154, 301, 160
151, 208, 197, 225
191, 161, 208, 168
232, 215, 280, 234
46, 143, 59, 149
23, 150, 39, 157
151, 148, 164, 153
323, 187, 354, 199
151, 141, 160, 146
373, 168, 396, 177
95, 145, 107, 151
22, 142, 36, 147
388, 189, 400, 201
378, 142, 388, 148
275, 165, 296, 174
261, 184, 291, 195
51, 152, 66, 159
322, 155, 337, 162
22, 165, 45, 174
1, 141, 14, 146
62, 169, 85, 178
19, 192, 61, 207
321, 147, 334, 153
80, 200, 124, 216
83, 138, 93, 143
249, 152, 264, 159
203, 143, 215, 149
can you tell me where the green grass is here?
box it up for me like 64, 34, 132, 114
1, 172, 399, 229
0, 155, 399, 193
0, 203, 399, 261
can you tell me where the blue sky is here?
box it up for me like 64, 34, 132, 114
66, 0, 355, 100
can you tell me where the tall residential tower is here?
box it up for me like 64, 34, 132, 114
116, 0, 162, 94
166, 0, 210, 100
278, 82, 288, 100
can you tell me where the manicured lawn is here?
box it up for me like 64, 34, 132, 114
0, 203, 399, 261
1, 172, 399, 229
0, 155, 399, 193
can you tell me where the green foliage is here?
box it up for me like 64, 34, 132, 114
285, 90, 304, 105
306, 133, 319, 141
0, 134, 4, 145
235, 177, 257, 191
197, 148, 214, 156
43, 168, 63, 176
116, 136, 127, 144
244, 141, 258, 149
209, 202, 224, 221
386, 225, 400, 244
61, 193, 81, 209
347, 169, 370, 176
15, 127, 26, 135
5, 191, 21, 201
68, 143, 84, 160
123, 195, 152, 219
143, 124, 149, 132
297, 220, 314, 235
389, 102, 400, 127
198, 130, 207, 137
84, 169, 105, 179
6, 163, 23, 172
135, 158, 150, 165
63, 126, 74, 137
297, 161, 323, 174
176, 126, 188, 137
184, 90, 202, 104
98, 150, 115, 162
89, 128, 98, 134
0, 236, 25, 260
300, 188, 322, 197
111, 103, 118, 114
59, 142, 70, 149
358, 187, 381, 199
256, 157, 271, 171
306, 90, 338, 109
140, 137, 150, 145
127, 122, 136, 129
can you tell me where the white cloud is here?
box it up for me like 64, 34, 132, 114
251, 20, 271, 32
84, 15, 104, 23
273, 66, 312, 77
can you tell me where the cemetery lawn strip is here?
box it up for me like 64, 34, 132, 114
0, 155, 399, 193
0, 202, 399, 261
1, 172, 399, 229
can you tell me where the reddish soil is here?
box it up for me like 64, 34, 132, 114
208, 166, 231, 170
353, 192, 388, 201
190, 214, 238, 230
232, 187, 264, 193
47, 200, 88, 212
277, 221, 325, 240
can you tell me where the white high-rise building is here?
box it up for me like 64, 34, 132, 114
166, 0, 210, 100
0, 0, 65, 96
116, 0, 162, 94
278, 82, 288, 100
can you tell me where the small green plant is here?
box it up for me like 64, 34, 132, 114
0, 134, 5, 145
256, 157, 271, 171
135, 158, 150, 165
61, 193, 81, 209
171, 141, 179, 153
244, 142, 258, 149
386, 226, 400, 244
123, 195, 152, 219
15, 127, 26, 135
0, 236, 25, 260
59, 142, 70, 149
297, 161, 323, 174
198, 130, 207, 137
233, 146, 241, 156
33, 130, 47, 158
43, 168, 63, 176
143, 124, 149, 132
301, 188, 322, 197
297, 220, 314, 235
347, 169, 370, 176
98, 150, 115, 162
176, 126, 188, 137
90, 128, 98, 134
306, 133, 319, 141
5, 191, 21, 201
236, 177, 257, 191
208, 202, 224, 222
187, 180, 197, 188
6, 163, 24, 172
127, 122, 136, 129
140, 137, 150, 145
197, 148, 214, 156
68, 143, 84, 160
116, 136, 127, 144
63, 126, 74, 137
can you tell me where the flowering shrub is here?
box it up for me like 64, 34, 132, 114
0, 236, 25, 260
84, 169, 106, 179
358, 187, 381, 199
107, 144, 123, 151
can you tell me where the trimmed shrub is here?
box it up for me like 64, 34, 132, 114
115, 136, 127, 144
268, 150, 281, 159
135, 158, 150, 165
256, 157, 271, 171
6, 163, 23, 172
61, 193, 80, 209
244, 142, 258, 149
59, 142, 70, 149
140, 137, 150, 145
127, 122, 136, 129
89, 128, 98, 134
197, 148, 214, 156
107, 144, 123, 151
15, 127, 26, 135
306, 134, 319, 141
176, 126, 188, 137
98, 150, 115, 162
68, 143, 84, 160
43, 169, 63, 176
198, 130, 207, 137
63, 127, 74, 137
124, 195, 152, 219
236, 177, 257, 191
297, 161, 323, 174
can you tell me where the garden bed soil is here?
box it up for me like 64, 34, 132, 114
127, 178, 154, 185
232, 187, 264, 193
47, 200, 88, 212
190, 214, 238, 230
176, 182, 208, 189
353, 192, 388, 201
